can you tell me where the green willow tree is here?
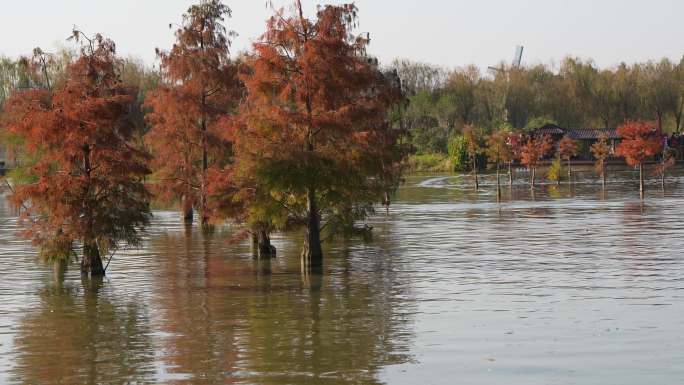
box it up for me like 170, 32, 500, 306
237, 1, 405, 269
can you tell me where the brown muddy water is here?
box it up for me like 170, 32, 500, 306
1, 169, 683, 385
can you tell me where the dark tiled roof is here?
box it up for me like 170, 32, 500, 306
568, 128, 619, 140
536, 123, 565, 135
532, 125, 620, 140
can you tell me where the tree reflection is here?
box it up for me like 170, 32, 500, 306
150, 223, 414, 385
151, 228, 242, 385
11, 273, 155, 385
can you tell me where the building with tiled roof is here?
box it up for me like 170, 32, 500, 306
567, 128, 620, 140
532, 124, 621, 159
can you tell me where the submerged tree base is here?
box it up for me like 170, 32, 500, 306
81, 240, 105, 276
256, 230, 277, 259
252, 230, 276, 259
183, 207, 193, 225
301, 237, 323, 275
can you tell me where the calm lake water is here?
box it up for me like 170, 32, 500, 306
1, 169, 684, 385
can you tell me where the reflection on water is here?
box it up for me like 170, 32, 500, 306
10, 276, 155, 384
1, 170, 684, 384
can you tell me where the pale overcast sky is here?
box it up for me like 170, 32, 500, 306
1, 0, 682, 70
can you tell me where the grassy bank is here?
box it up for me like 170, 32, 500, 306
407, 153, 453, 173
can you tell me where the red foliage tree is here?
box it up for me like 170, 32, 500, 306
558, 134, 578, 182
520, 134, 553, 188
144, 0, 242, 227
236, 1, 405, 269
3, 32, 151, 276
486, 129, 511, 199
615, 120, 662, 198
590, 134, 611, 188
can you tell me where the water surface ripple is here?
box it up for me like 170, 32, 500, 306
1, 171, 683, 384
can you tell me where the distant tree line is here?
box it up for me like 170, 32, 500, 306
0, 50, 158, 135
391, 57, 684, 156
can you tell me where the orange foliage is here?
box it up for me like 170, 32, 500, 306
486, 129, 512, 165
520, 134, 553, 168
463, 125, 484, 158
144, 0, 242, 225
4, 32, 151, 274
506, 131, 525, 163
235, 1, 406, 263
590, 134, 611, 178
615, 120, 662, 166
558, 135, 578, 160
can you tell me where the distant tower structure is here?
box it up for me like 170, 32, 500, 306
486, 45, 524, 123
512, 45, 524, 68
487, 45, 524, 75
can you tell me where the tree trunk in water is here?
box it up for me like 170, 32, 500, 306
508, 162, 513, 187
600, 165, 607, 201
53, 259, 67, 287
200, 144, 209, 227
256, 229, 276, 259
80, 144, 104, 276
199, 90, 209, 228
530, 167, 535, 188
251, 232, 259, 256
639, 163, 645, 200
199, 47, 210, 229
302, 187, 323, 270
496, 164, 501, 202
383, 191, 391, 213
81, 239, 105, 276
602, 165, 606, 190
661, 167, 666, 191
182, 197, 193, 224
676, 100, 683, 133
567, 159, 572, 183
473, 158, 479, 189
